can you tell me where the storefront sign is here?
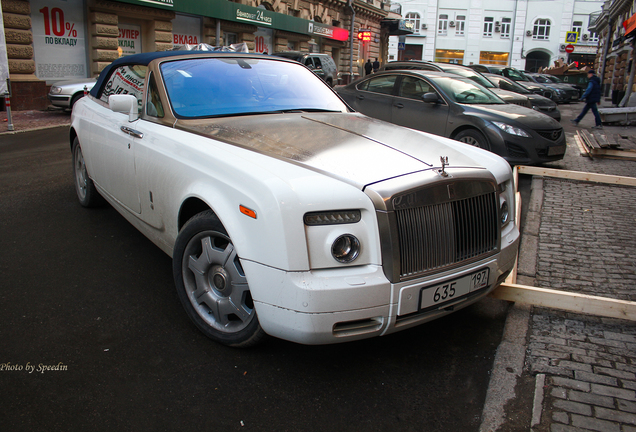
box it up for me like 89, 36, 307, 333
624, 13, 636, 36
254, 28, 273, 54
172, 14, 202, 47
118, 23, 142, 56
31, 0, 87, 80
113, 0, 349, 41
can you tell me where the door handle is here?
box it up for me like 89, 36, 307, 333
120, 126, 143, 139
356, 95, 365, 100
394, 103, 404, 109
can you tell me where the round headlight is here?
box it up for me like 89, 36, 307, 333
500, 201, 509, 225
331, 234, 360, 263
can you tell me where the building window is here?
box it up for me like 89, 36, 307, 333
479, 51, 509, 65
434, 49, 464, 64
589, 32, 599, 43
572, 21, 583, 38
483, 17, 494, 37
406, 12, 421, 34
533, 19, 551, 40
438, 14, 448, 36
500, 18, 511, 38
455, 15, 466, 36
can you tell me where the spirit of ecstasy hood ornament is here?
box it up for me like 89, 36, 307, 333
439, 156, 449, 177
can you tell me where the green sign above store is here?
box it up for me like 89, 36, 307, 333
114, 0, 349, 41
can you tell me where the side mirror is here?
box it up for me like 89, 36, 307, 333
422, 92, 440, 103
109, 94, 139, 122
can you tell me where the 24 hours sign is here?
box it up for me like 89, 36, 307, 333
31, 0, 87, 80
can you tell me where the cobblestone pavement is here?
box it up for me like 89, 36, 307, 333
518, 102, 636, 432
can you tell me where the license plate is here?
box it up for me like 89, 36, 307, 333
548, 145, 566, 156
420, 268, 490, 310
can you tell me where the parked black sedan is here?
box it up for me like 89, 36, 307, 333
335, 70, 566, 165
484, 73, 561, 121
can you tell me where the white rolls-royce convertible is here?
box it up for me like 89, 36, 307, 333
70, 51, 519, 347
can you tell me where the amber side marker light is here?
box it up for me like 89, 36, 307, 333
239, 205, 257, 219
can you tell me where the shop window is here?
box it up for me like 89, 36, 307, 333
434, 49, 464, 64
533, 19, 551, 40
225, 32, 238, 46
479, 51, 509, 65
483, 17, 494, 37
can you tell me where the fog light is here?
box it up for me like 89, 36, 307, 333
331, 234, 360, 263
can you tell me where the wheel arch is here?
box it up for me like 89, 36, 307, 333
178, 197, 214, 232
69, 127, 78, 151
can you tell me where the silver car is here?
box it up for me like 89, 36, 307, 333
48, 78, 96, 110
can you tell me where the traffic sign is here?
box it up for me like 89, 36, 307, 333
565, 44, 575, 53
398, 42, 405, 50
565, 31, 578, 43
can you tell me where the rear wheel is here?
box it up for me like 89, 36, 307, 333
173, 211, 266, 347
455, 129, 490, 150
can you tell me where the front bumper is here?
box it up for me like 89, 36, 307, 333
243, 226, 519, 345
48, 94, 71, 108
484, 124, 566, 165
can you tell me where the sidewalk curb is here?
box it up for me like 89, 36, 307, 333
479, 174, 544, 431
0, 123, 69, 136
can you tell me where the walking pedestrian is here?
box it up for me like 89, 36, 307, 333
364, 59, 373, 76
571, 69, 603, 129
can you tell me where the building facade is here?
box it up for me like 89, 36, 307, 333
2, 0, 405, 110
388, 0, 604, 72
590, 0, 635, 104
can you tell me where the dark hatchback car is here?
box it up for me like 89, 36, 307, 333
484, 73, 561, 121
380, 61, 532, 108
468, 65, 555, 100
335, 70, 566, 165
524, 72, 581, 102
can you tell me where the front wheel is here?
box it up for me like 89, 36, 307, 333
72, 137, 102, 207
173, 211, 266, 347
454, 129, 490, 151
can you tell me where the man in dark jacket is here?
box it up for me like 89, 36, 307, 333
364, 59, 373, 76
571, 69, 603, 129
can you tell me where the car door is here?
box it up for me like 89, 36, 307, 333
88, 65, 147, 214
346, 74, 398, 122
391, 75, 450, 137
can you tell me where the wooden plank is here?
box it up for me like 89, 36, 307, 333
517, 166, 636, 186
592, 132, 611, 148
590, 148, 636, 161
577, 130, 595, 151
573, 133, 593, 159
491, 283, 636, 321
580, 129, 602, 149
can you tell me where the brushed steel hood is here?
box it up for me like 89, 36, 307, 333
177, 112, 489, 189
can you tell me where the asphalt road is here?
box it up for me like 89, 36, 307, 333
0, 127, 510, 431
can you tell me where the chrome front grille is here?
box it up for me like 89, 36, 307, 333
395, 191, 498, 279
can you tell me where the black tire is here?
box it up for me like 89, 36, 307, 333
72, 137, 102, 207
173, 211, 266, 347
454, 129, 490, 150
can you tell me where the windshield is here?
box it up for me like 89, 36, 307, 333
532, 75, 552, 83
495, 76, 532, 94
432, 76, 505, 104
445, 67, 495, 88
543, 75, 563, 83
504, 68, 529, 82
160, 57, 348, 118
